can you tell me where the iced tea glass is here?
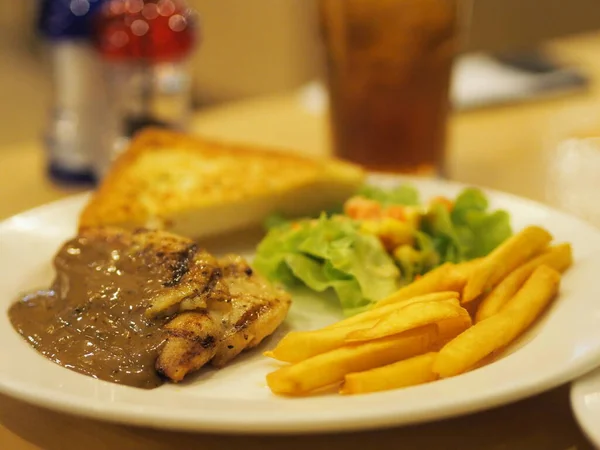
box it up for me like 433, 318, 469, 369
319, 0, 468, 176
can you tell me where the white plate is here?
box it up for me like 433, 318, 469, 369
2, 175, 600, 435
571, 369, 600, 446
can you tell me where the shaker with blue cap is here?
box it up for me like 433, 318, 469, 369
38, 0, 108, 183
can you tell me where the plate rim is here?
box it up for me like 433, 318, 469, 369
571, 367, 600, 446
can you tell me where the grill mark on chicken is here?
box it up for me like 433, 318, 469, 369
156, 326, 217, 378
163, 325, 217, 348
201, 267, 223, 294
163, 243, 198, 287
235, 303, 269, 331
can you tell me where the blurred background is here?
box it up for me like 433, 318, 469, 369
2, 0, 600, 225
2, 4, 600, 447
2, 0, 600, 147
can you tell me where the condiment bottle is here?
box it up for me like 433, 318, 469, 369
91, 0, 198, 179
38, 0, 108, 184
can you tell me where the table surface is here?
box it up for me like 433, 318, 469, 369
2, 32, 600, 450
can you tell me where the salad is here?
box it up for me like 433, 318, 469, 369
253, 184, 512, 316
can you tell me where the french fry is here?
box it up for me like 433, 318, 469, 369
453, 257, 483, 278
340, 352, 438, 395
462, 226, 553, 303
461, 263, 493, 305
435, 312, 473, 345
461, 292, 485, 319
476, 243, 572, 322
500, 265, 561, 313
265, 320, 379, 363
374, 263, 467, 308
326, 291, 459, 330
267, 292, 459, 363
266, 325, 438, 396
433, 265, 560, 378
346, 299, 466, 343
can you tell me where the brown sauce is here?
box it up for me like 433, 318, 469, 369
8, 234, 172, 389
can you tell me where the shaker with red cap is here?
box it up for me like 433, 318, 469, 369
91, 0, 198, 178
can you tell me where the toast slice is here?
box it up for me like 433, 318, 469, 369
79, 128, 365, 238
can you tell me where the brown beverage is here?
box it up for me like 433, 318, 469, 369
319, 0, 463, 175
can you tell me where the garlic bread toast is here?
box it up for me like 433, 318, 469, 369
79, 128, 365, 238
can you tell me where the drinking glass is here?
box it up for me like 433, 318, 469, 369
318, 0, 471, 176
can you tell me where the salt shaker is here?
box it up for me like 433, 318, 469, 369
38, 0, 109, 183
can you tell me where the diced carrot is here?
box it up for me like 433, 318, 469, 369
429, 196, 454, 212
385, 205, 407, 221
344, 197, 383, 220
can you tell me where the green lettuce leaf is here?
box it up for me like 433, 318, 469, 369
358, 184, 420, 206
422, 188, 512, 263
450, 188, 512, 258
253, 214, 400, 315
393, 231, 442, 283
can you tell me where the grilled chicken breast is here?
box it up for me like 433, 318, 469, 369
9, 226, 291, 388
156, 254, 292, 380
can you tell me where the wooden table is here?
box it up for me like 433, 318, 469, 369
2, 32, 600, 449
